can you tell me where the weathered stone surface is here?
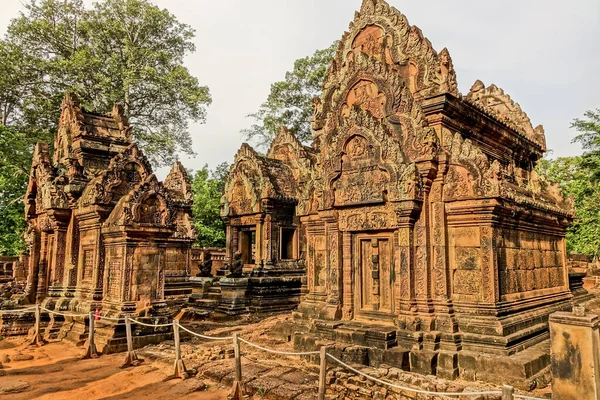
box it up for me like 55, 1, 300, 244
0, 380, 30, 394
550, 310, 600, 399
11, 353, 34, 361
6, 93, 196, 350
224, 0, 574, 386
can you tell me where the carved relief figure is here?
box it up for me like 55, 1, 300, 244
198, 252, 213, 277
228, 251, 244, 278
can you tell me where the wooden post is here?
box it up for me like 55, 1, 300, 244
318, 346, 327, 400
83, 311, 98, 359
29, 304, 45, 346
229, 332, 244, 400
171, 319, 188, 379
120, 315, 141, 368
502, 385, 514, 400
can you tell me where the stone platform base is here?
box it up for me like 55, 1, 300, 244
60, 316, 173, 354
457, 342, 551, 388
215, 274, 303, 315
291, 328, 551, 389
0, 309, 42, 336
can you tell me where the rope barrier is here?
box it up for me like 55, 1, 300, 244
129, 317, 172, 328
0, 307, 36, 314
178, 323, 233, 340
239, 338, 320, 356
96, 315, 122, 321
326, 353, 502, 397
2, 305, 542, 399
41, 307, 88, 318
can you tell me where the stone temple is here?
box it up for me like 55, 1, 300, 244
223, 0, 575, 384
16, 93, 195, 350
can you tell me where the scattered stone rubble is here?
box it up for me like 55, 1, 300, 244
131, 315, 551, 399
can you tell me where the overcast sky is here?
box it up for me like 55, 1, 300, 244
2, 0, 599, 178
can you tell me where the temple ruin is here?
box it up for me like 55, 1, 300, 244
11, 93, 196, 350
223, 0, 576, 385
0, 0, 584, 388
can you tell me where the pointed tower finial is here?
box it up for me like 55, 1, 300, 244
360, 0, 378, 14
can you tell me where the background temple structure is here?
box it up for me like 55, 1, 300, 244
15, 93, 196, 351
223, 0, 576, 385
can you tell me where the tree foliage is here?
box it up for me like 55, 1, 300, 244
1, 0, 211, 166
538, 156, 600, 257
537, 109, 600, 258
572, 108, 600, 183
242, 41, 337, 148
0, 126, 30, 255
0, 0, 211, 255
191, 162, 229, 248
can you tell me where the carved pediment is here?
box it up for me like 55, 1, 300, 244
164, 161, 193, 206
105, 174, 175, 228
222, 143, 299, 217
321, 108, 423, 208
330, 0, 458, 101
79, 143, 152, 207
342, 79, 387, 119
25, 143, 71, 217
333, 134, 392, 206
267, 127, 316, 185
466, 80, 547, 150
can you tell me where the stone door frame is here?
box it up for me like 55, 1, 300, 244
352, 230, 396, 323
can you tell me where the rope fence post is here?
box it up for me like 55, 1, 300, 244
29, 304, 45, 346
318, 346, 327, 400
229, 332, 245, 400
83, 311, 98, 359
121, 315, 141, 368
502, 385, 514, 400
171, 319, 188, 379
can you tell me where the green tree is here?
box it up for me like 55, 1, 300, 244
0, 126, 31, 255
538, 108, 600, 258
572, 108, 600, 183
0, 0, 211, 255
242, 41, 337, 148
191, 162, 229, 248
2, 0, 211, 166
538, 156, 600, 258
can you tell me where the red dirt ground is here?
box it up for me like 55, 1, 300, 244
0, 337, 229, 399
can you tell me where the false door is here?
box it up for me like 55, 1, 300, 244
354, 233, 395, 319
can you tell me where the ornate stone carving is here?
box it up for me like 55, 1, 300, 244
216, 0, 576, 376
466, 80, 547, 150
79, 143, 152, 207
164, 160, 193, 205
19, 92, 196, 332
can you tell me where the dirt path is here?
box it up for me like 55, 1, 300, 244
1, 314, 541, 399
0, 338, 229, 399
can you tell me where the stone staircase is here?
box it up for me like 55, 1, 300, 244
189, 280, 222, 314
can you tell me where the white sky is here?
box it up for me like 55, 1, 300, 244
2, 0, 599, 178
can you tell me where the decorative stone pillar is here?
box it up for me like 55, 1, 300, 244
50, 224, 68, 287
550, 307, 600, 400
264, 213, 273, 266
36, 231, 50, 302
341, 231, 353, 321
480, 226, 498, 303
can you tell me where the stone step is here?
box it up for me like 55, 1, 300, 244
194, 298, 220, 308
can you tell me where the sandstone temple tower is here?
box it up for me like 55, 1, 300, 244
223, 0, 575, 384
21, 93, 195, 350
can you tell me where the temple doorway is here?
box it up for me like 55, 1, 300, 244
238, 228, 256, 266
353, 232, 395, 320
